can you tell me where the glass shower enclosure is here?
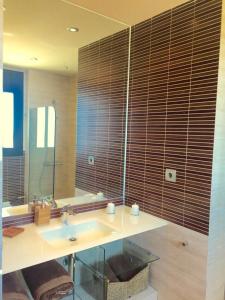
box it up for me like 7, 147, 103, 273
28, 106, 56, 203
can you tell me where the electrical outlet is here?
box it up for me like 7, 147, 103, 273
88, 155, 95, 165
165, 169, 176, 183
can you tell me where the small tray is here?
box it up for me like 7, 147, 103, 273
3, 226, 25, 238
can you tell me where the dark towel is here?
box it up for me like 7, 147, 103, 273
108, 253, 147, 282
3, 272, 30, 300
93, 261, 119, 283
22, 260, 73, 300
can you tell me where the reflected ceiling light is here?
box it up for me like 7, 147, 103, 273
30, 57, 39, 62
3, 32, 14, 37
67, 26, 79, 32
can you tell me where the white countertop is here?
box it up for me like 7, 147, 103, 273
2, 188, 104, 217
3, 205, 168, 274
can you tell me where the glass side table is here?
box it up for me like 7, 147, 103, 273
74, 238, 159, 300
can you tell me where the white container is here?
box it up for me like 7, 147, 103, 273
106, 202, 115, 214
96, 192, 104, 201
131, 203, 139, 216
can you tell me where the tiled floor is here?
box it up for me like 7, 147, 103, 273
130, 287, 157, 300
63, 286, 157, 300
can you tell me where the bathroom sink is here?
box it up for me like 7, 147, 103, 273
38, 220, 116, 248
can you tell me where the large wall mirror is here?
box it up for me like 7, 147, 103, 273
2, 0, 129, 217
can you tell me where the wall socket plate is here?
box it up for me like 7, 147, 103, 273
88, 155, 95, 165
165, 169, 176, 183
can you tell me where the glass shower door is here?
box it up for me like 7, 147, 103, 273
28, 106, 56, 203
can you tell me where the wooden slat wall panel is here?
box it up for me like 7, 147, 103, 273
126, 0, 222, 235
76, 29, 129, 199
3, 155, 25, 205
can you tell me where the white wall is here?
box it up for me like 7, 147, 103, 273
206, 2, 225, 299
131, 223, 208, 300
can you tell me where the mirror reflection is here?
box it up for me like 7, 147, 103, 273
2, 0, 129, 216
28, 105, 56, 204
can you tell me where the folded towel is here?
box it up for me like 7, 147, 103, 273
108, 253, 147, 282
22, 260, 73, 300
3, 272, 30, 300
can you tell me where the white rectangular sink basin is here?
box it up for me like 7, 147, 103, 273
39, 220, 116, 248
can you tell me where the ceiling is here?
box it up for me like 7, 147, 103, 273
3, 0, 190, 76
3, 0, 128, 76
66, 0, 190, 26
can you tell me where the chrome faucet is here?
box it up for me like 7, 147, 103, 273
61, 205, 76, 225
51, 198, 58, 209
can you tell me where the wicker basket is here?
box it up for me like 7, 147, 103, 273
106, 263, 150, 300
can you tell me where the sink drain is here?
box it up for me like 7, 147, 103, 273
69, 237, 77, 242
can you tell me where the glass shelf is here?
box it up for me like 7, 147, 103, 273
75, 246, 106, 300
105, 239, 159, 282
74, 239, 159, 300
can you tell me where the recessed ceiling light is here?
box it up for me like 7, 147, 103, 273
67, 26, 79, 33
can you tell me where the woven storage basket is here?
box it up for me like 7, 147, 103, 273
107, 282, 127, 300
106, 263, 150, 300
